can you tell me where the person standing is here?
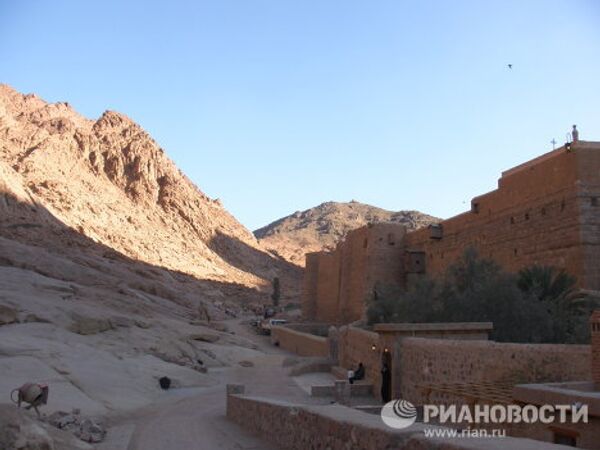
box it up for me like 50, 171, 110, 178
381, 361, 391, 402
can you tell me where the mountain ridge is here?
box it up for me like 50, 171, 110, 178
255, 200, 440, 266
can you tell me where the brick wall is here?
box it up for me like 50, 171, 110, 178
591, 310, 600, 387
270, 325, 329, 358
399, 338, 591, 405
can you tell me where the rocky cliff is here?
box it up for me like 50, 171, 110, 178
0, 84, 300, 299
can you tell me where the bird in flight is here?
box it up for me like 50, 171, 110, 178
508, 64, 513, 69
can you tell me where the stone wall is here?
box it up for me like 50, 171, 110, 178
404, 144, 587, 287
399, 338, 591, 405
226, 392, 567, 450
301, 253, 319, 321
302, 142, 600, 324
592, 310, 600, 386
270, 325, 329, 358
336, 326, 380, 391
301, 223, 407, 324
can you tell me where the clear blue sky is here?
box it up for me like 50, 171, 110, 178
1, 1, 599, 230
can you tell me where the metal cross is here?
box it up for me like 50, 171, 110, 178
551, 139, 556, 150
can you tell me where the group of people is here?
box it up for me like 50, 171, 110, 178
346, 360, 391, 402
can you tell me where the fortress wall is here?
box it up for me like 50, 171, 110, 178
301, 253, 320, 320
338, 227, 369, 323
315, 251, 341, 323
399, 337, 591, 405
577, 147, 600, 290
592, 311, 600, 386
365, 223, 407, 289
302, 144, 600, 323
405, 146, 587, 285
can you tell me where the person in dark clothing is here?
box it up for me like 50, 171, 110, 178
349, 362, 365, 384
381, 361, 391, 402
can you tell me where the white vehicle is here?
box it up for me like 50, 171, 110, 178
259, 318, 287, 335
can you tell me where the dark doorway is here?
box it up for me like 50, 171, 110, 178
381, 350, 392, 403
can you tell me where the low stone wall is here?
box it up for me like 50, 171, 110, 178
226, 391, 567, 450
400, 338, 592, 404
337, 326, 380, 388
271, 325, 329, 357
286, 322, 330, 337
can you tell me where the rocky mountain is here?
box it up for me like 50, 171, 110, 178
0, 84, 300, 301
0, 85, 305, 446
255, 201, 440, 265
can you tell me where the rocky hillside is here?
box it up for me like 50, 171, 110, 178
0, 85, 303, 446
0, 84, 300, 301
255, 201, 440, 265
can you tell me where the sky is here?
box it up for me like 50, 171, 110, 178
1, 1, 599, 230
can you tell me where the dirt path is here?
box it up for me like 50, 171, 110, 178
101, 318, 307, 450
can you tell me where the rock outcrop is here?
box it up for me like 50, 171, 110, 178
255, 201, 440, 265
0, 84, 300, 300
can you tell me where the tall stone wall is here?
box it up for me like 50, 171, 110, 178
315, 251, 341, 323
399, 338, 591, 405
304, 223, 408, 324
577, 147, 600, 290
302, 253, 320, 321
302, 142, 600, 324
591, 311, 600, 386
405, 143, 599, 290
337, 227, 369, 324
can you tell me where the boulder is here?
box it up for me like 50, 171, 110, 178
208, 322, 228, 332
0, 304, 17, 325
0, 404, 92, 450
188, 333, 219, 343
69, 314, 113, 335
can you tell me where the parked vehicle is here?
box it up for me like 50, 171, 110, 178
258, 318, 287, 335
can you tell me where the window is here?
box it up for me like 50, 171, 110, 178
592, 197, 599, 207
429, 224, 443, 240
387, 233, 395, 245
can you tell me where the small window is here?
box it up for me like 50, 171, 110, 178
429, 224, 443, 240
363, 238, 368, 248
387, 233, 395, 246
561, 200, 566, 211
514, 248, 518, 256
541, 207, 546, 216
525, 212, 530, 220
510, 217, 515, 224
471, 202, 479, 214
591, 197, 599, 207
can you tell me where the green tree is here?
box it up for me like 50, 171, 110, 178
366, 249, 592, 344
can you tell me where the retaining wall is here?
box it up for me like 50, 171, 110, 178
271, 325, 329, 357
